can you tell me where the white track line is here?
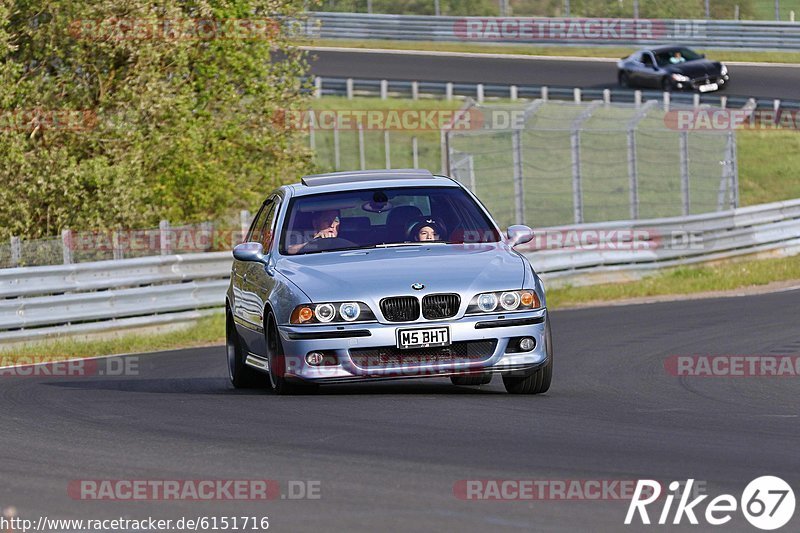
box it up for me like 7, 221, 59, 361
302, 45, 800, 68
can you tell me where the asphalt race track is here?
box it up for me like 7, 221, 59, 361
2, 289, 799, 532
307, 48, 800, 101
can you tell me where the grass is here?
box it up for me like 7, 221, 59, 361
547, 253, 800, 307
737, 129, 800, 205
303, 38, 800, 64
0, 314, 225, 365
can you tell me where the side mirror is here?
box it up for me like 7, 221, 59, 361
507, 225, 534, 247
233, 242, 266, 263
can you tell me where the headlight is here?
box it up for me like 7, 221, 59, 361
339, 302, 361, 322
477, 293, 498, 312
720, 63, 728, 76
467, 290, 541, 315
290, 302, 375, 324
315, 303, 335, 323
671, 73, 690, 82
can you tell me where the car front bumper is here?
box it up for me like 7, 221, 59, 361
276, 309, 550, 383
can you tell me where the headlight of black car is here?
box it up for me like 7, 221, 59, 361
290, 302, 376, 324
466, 290, 541, 314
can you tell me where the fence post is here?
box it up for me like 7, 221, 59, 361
440, 129, 449, 175
240, 210, 251, 243
729, 131, 739, 208
380, 79, 388, 100
333, 126, 341, 170
510, 85, 518, 101
358, 123, 366, 170
61, 229, 73, 264
411, 81, 419, 100
314, 76, 322, 99
720, 96, 727, 109
445, 82, 453, 101
627, 129, 639, 220
634, 90, 642, 107
346, 78, 354, 99
663, 92, 670, 112
412, 136, 419, 169
159, 220, 171, 256
10, 236, 21, 267
308, 109, 316, 153
573, 88, 581, 103
680, 131, 691, 216
468, 155, 477, 193
603, 89, 611, 104
570, 129, 583, 224
693, 93, 700, 108
541, 86, 548, 102
384, 130, 391, 169
512, 129, 526, 225
476, 84, 484, 103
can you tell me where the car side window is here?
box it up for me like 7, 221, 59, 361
258, 197, 281, 250
246, 201, 273, 243
642, 53, 654, 67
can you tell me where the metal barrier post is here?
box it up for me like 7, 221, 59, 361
384, 130, 391, 169
358, 123, 366, 170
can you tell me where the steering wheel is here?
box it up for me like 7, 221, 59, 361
299, 236, 357, 253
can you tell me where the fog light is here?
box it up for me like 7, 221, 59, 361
306, 352, 325, 366
519, 337, 536, 352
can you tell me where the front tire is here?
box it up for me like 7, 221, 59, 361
227, 310, 264, 389
502, 319, 553, 395
265, 312, 318, 395
618, 71, 630, 88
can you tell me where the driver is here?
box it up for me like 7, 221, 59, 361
287, 209, 340, 254
409, 217, 447, 242
669, 51, 686, 64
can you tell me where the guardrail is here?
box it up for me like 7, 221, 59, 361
312, 76, 800, 113
307, 12, 800, 51
1, 198, 799, 343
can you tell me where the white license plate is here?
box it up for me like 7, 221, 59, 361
699, 83, 718, 93
397, 326, 451, 349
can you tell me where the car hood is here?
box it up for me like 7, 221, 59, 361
276, 245, 525, 305
664, 59, 722, 77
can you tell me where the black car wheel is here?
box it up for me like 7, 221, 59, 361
226, 309, 265, 388
502, 319, 553, 395
265, 312, 318, 395
618, 71, 630, 88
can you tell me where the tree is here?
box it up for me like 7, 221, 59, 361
0, 0, 313, 239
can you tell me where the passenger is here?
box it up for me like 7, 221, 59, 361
409, 217, 447, 242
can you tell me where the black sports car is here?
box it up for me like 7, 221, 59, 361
617, 46, 729, 92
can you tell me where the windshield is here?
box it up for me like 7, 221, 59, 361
654, 47, 703, 67
280, 186, 501, 255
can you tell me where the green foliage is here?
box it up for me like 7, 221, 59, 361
0, 1, 314, 240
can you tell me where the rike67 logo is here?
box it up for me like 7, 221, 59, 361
626, 477, 795, 530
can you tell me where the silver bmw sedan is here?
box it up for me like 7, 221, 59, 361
226, 169, 552, 394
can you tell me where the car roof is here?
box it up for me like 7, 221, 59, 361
286, 169, 459, 197
645, 45, 693, 53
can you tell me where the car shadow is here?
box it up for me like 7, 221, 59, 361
41, 377, 515, 396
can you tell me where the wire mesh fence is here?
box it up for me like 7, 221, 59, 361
447, 99, 738, 228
